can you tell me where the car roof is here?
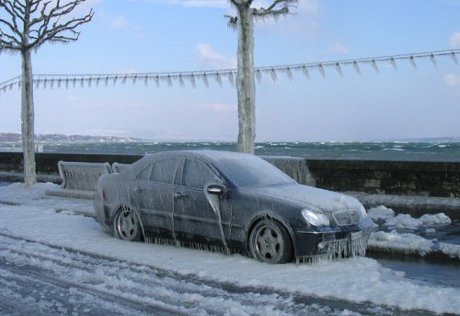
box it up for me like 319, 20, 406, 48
143, 150, 257, 164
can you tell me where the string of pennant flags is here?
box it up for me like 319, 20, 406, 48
0, 49, 459, 93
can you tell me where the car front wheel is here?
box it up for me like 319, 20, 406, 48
114, 206, 142, 241
249, 219, 292, 264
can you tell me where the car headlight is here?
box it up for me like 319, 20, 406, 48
301, 209, 330, 227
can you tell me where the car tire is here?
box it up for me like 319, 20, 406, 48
114, 206, 142, 241
249, 219, 293, 264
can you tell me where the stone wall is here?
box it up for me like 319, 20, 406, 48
1, 152, 460, 198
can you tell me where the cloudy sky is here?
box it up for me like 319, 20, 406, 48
1, 0, 460, 141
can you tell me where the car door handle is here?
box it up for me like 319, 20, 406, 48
174, 192, 187, 199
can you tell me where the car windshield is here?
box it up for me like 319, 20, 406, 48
213, 156, 295, 188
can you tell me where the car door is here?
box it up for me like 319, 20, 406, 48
173, 158, 225, 244
132, 158, 179, 239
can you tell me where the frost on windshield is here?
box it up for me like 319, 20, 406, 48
213, 155, 296, 187
262, 156, 316, 186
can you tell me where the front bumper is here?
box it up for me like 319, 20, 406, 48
293, 218, 374, 260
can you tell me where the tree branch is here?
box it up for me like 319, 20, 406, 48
28, 8, 93, 48
252, 0, 297, 17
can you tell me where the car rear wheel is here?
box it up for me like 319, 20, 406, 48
249, 219, 292, 264
114, 206, 142, 241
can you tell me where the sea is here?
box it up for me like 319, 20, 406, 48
2, 140, 460, 161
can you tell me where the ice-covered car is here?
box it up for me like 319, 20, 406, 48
94, 150, 373, 264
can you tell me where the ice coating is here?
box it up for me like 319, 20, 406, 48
95, 150, 367, 260
247, 184, 364, 215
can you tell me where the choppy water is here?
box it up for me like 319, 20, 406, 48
2, 141, 460, 161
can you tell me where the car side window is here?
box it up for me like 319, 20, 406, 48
136, 165, 152, 180
150, 159, 178, 184
182, 159, 220, 189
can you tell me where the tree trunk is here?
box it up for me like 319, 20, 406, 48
236, 6, 256, 154
21, 48, 36, 186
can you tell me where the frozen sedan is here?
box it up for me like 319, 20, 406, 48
95, 150, 373, 264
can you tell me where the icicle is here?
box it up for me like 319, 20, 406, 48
80, 78, 84, 88
178, 74, 185, 87
318, 64, 325, 77
450, 52, 458, 64
166, 75, 173, 87
144, 75, 149, 86
87, 77, 92, 88
284, 67, 294, 81
132, 75, 138, 85
43, 78, 48, 89
113, 76, 118, 86
154, 76, 160, 88
270, 68, 278, 82
202, 73, 209, 87
57, 78, 62, 88
227, 72, 235, 86
389, 57, 397, 69
65, 78, 69, 89
72, 77, 77, 88
352, 61, 361, 74
190, 74, 197, 88
122, 75, 128, 85
255, 69, 262, 83
301, 66, 310, 79
429, 53, 437, 66
334, 63, 343, 77
371, 59, 379, 73
104, 76, 109, 86
8, 83, 13, 90
214, 72, 222, 86
95, 77, 100, 87
409, 56, 417, 68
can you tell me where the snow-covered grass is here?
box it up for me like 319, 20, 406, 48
0, 183, 459, 314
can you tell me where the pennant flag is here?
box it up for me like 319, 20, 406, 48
352, 61, 361, 74
409, 56, 417, 68
1, 49, 459, 93
301, 66, 310, 79
334, 63, 343, 77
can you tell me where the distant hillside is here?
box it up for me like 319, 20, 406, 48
0, 133, 142, 143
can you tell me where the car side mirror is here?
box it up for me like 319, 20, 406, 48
206, 184, 226, 196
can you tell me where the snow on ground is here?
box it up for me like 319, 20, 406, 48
368, 205, 452, 229
367, 206, 460, 259
0, 183, 460, 314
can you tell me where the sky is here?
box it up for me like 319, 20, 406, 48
1, 0, 460, 142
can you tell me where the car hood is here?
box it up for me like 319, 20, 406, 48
246, 184, 363, 214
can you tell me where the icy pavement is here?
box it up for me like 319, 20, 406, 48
0, 183, 460, 315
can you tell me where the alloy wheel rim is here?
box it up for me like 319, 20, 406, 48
254, 224, 284, 263
116, 207, 139, 240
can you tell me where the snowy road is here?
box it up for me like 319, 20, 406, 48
0, 233, 437, 316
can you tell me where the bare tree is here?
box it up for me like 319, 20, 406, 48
227, 0, 297, 154
0, 0, 93, 185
